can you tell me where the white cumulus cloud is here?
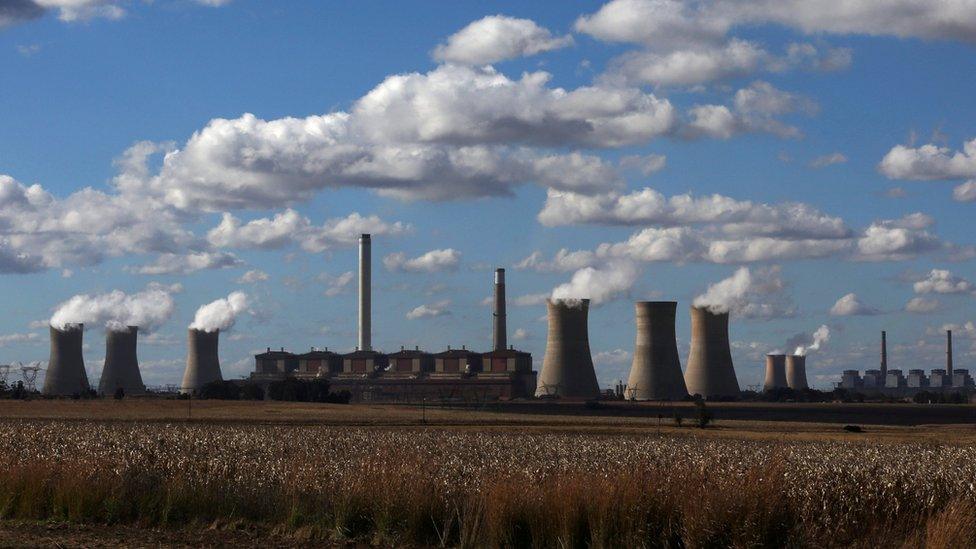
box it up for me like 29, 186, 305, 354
384, 249, 461, 273
433, 15, 573, 64
829, 293, 879, 316
913, 269, 975, 295
406, 300, 451, 320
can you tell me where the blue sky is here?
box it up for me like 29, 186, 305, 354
2, 0, 976, 390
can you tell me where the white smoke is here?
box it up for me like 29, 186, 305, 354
189, 291, 250, 332
50, 284, 179, 332
794, 324, 830, 356
551, 260, 638, 305
692, 266, 794, 319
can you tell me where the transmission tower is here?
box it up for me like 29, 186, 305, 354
21, 361, 42, 392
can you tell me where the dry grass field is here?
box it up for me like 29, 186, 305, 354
1, 399, 975, 547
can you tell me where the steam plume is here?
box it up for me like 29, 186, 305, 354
693, 266, 792, 319
551, 260, 637, 305
189, 291, 250, 332
794, 324, 830, 356
50, 284, 178, 332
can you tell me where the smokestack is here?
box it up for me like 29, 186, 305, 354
493, 268, 506, 352
98, 326, 145, 396
625, 301, 687, 400
763, 354, 787, 391
948, 329, 954, 374
880, 330, 887, 381
786, 355, 808, 390
180, 328, 222, 394
359, 234, 371, 352
684, 306, 740, 399
43, 324, 90, 396
536, 299, 600, 399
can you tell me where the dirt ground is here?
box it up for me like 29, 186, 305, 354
0, 398, 974, 444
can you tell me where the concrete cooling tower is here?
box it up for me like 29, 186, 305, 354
625, 301, 687, 400
98, 326, 146, 396
180, 328, 222, 394
763, 354, 787, 391
786, 355, 809, 390
536, 299, 600, 399
43, 324, 91, 396
684, 306, 740, 399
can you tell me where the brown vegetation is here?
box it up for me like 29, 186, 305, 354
0, 418, 975, 547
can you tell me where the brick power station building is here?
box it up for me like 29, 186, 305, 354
250, 235, 536, 401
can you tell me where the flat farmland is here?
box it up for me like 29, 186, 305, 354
2, 399, 976, 547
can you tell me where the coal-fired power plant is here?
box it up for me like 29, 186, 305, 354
763, 354, 787, 391
493, 269, 506, 352
98, 326, 146, 396
43, 324, 91, 396
536, 299, 600, 399
786, 355, 809, 390
359, 233, 371, 352
684, 306, 740, 399
625, 301, 687, 400
181, 329, 222, 394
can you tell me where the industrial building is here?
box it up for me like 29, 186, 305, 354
786, 355, 809, 390
763, 354, 787, 391
249, 236, 537, 401
43, 324, 90, 396
536, 298, 600, 399
625, 301, 687, 400
181, 328, 222, 394
684, 306, 740, 399
837, 330, 974, 396
98, 326, 146, 396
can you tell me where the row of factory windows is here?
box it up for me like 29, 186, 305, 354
254, 346, 533, 377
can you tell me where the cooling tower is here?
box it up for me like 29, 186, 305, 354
625, 301, 687, 400
180, 328, 222, 394
536, 299, 600, 399
763, 354, 787, 391
98, 326, 146, 396
684, 306, 740, 399
43, 324, 91, 396
786, 355, 809, 390
359, 233, 371, 352
493, 268, 506, 352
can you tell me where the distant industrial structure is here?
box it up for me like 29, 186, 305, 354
536, 298, 600, 399
43, 324, 90, 396
839, 330, 973, 395
98, 326, 146, 396
249, 235, 537, 401
181, 329, 222, 394
786, 355, 809, 390
625, 301, 687, 400
684, 307, 740, 399
763, 354, 787, 391
27, 234, 971, 403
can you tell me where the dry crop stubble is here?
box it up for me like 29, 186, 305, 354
0, 420, 974, 546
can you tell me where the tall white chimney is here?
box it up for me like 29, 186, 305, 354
359, 234, 371, 351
